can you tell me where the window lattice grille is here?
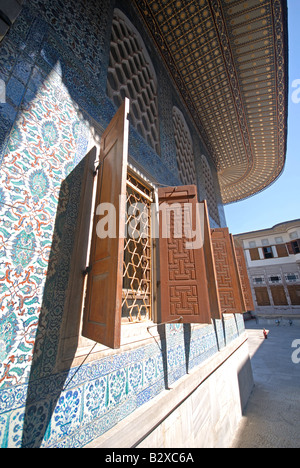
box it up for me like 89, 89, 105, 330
172, 106, 197, 186
202, 155, 220, 225
122, 173, 152, 323
107, 10, 160, 154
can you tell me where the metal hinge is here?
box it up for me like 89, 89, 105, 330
93, 161, 102, 176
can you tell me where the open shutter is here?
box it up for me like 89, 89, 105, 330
158, 185, 211, 324
276, 244, 289, 258
249, 248, 260, 261
211, 228, 245, 314
82, 99, 130, 349
200, 200, 222, 319
233, 239, 255, 312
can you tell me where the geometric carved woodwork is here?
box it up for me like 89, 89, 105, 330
287, 285, 300, 306
172, 106, 197, 186
158, 185, 211, 324
107, 9, 159, 154
211, 228, 245, 314
234, 239, 255, 312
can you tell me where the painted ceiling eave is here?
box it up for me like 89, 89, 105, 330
134, 0, 288, 204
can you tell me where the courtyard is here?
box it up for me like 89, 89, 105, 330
231, 320, 300, 448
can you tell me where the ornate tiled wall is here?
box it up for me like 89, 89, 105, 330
0, 318, 244, 448
0, 0, 235, 448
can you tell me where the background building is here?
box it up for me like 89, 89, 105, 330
235, 220, 300, 320
0, 0, 288, 448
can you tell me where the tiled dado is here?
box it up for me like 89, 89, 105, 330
0, 318, 244, 447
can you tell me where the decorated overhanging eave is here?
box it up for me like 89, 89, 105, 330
134, 0, 288, 204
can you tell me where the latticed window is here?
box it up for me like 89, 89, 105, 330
172, 106, 197, 186
201, 155, 220, 225
107, 9, 160, 154
82, 99, 250, 350
122, 172, 153, 323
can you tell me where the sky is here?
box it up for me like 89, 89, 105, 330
224, 0, 300, 235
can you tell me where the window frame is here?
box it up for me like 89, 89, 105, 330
54, 155, 161, 373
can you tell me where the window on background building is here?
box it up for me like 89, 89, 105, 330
269, 275, 281, 284
81, 99, 215, 351
253, 277, 265, 285
107, 9, 160, 154
287, 240, 300, 255
285, 273, 299, 283
263, 246, 273, 259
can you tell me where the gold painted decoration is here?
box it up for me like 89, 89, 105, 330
134, 0, 288, 204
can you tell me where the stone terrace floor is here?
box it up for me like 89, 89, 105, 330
231, 321, 300, 448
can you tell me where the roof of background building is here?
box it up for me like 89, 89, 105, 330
234, 219, 300, 239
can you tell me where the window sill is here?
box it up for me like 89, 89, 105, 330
55, 320, 210, 373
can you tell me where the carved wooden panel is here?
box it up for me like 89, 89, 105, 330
211, 228, 245, 314
234, 239, 255, 312
158, 185, 211, 324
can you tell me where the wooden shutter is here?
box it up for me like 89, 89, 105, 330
234, 239, 255, 312
82, 99, 130, 349
276, 244, 289, 258
254, 287, 270, 306
200, 200, 222, 319
158, 185, 211, 324
211, 228, 245, 314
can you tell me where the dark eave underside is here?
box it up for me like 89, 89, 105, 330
134, 0, 288, 204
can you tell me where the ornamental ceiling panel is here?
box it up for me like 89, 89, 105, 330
134, 0, 288, 204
